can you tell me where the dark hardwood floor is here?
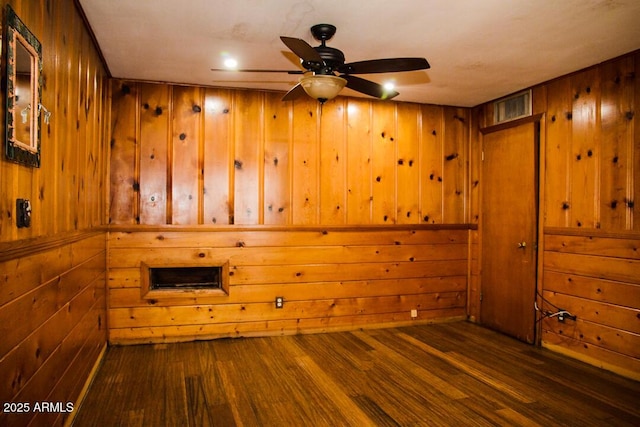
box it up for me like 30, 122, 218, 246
72, 322, 640, 426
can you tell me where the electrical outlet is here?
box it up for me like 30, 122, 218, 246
275, 296, 284, 309
557, 309, 576, 322
411, 309, 418, 318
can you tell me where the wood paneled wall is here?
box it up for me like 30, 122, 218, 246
107, 226, 469, 344
0, 233, 107, 427
0, 1, 110, 425
107, 81, 473, 342
109, 82, 470, 226
474, 50, 640, 379
542, 229, 639, 380
0, 0, 110, 242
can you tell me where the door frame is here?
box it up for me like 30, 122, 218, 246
478, 113, 546, 345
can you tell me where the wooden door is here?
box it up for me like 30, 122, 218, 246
481, 120, 538, 343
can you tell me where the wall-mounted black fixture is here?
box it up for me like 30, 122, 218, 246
16, 198, 31, 228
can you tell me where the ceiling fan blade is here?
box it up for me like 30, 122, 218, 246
211, 68, 304, 74
343, 75, 399, 100
339, 58, 430, 74
280, 36, 323, 64
282, 83, 307, 101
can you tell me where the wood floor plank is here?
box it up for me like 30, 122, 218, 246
72, 322, 640, 426
396, 331, 536, 404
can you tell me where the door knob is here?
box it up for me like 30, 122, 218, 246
517, 241, 527, 249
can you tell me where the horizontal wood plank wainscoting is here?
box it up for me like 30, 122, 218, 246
474, 50, 640, 380
108, 226, 471, 344
0, 233, 107, 427
542, 229, 640, 379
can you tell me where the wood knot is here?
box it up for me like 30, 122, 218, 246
236, 241, 245, 247
192, 105, 202, 113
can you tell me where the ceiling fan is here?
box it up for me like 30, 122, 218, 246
211, 24, 430, 103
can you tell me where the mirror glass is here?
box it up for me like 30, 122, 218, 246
5, 5, 42, 167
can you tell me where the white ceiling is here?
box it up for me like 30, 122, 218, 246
78, 0, 640, 107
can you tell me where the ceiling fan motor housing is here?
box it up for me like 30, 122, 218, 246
303, 46, 345, 74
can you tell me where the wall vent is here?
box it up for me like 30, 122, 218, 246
140, 261, 230, 299
493, 90, 532, 124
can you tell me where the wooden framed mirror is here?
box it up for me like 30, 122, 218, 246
4, 4, 43, 167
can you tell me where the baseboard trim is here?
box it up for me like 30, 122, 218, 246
65, 343, 108, 427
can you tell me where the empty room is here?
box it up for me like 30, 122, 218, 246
1, 0, 639, 425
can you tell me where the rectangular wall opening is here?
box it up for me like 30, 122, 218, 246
150, 266, 222, 290
141, 261, 230, 299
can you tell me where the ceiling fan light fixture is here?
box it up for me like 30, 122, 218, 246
300, 74, 347, 103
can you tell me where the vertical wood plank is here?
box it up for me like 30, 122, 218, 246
443, 107, 467, 223
346, 99, 372, 224
600, 57, 634, 231
320, 98, 347, 224
420, 105, 444, 224
233, 91, 262, 225
468, 107, 482, 225
109, 81, 138, 224
570, 68, 600, 228
545, 76, 572, 227
76, 26, 89, 230
372, 102, 397, 224
139, 83, 170, 224
36, 1, 57, 236
396, 103, 420, 224
171, 86, 202, 224
263, 92, 291, 225
59, 0, 79, 231
634, 53, 640, 231
291, 98, 319, 224
203, 88, 232, 225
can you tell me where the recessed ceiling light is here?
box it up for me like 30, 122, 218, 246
224, 58, 238, 69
